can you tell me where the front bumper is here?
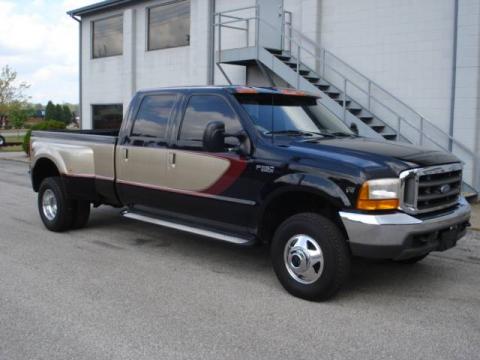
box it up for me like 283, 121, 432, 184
339, 197, 471, 260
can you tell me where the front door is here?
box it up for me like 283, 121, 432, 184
257, 0, 284, 50
165, 93, 254, 231
116, 93, 178, 207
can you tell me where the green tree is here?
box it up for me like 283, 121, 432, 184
55, 104, 63, 122
0, 65, 30, 112
45, 101, 55, 120
7, 102, 28, 129
62, 105, 72, 124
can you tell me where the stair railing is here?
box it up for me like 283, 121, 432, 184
284, 22, 479, 191
214, 7, 479, 191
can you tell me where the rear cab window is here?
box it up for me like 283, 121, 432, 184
130, 94, 178, 144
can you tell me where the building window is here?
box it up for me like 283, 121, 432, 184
131, 94, 177, 138
148, 0, 190, 51
92, 104, 123, 129
92, 15, 123, 58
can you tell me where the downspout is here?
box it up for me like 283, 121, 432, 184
207, 0, 215, 85
70, 14, 83, 129
448, 0, 459, 151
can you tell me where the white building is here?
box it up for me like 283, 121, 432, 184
68, 0, 480, 191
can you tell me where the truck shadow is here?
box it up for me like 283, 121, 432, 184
84, 207, 466, 301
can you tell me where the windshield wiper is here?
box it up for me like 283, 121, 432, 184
265, 130, 335, 138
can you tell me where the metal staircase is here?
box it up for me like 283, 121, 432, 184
267, 48, 400, 141
214, 5, 479, 198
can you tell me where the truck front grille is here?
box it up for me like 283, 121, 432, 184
400, 163, 462, 214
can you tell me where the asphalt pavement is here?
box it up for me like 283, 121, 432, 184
0, 159, 479, 360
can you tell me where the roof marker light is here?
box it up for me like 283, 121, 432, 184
234, 87, 258, 94
279, 88, 306, 96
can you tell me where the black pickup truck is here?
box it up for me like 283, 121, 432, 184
30, 86, 471, 300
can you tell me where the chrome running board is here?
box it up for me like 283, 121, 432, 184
121, 210, 253, 245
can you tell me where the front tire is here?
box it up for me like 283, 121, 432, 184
38, 177, 74, 232
0, 135, 5, 147
271, 213, 350, 301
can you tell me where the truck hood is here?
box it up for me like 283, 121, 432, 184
287, 137, 460, 172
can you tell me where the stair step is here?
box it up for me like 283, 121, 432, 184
305, 76, 320, 83
276, 54, 292, 61
335, 99, 351, 106
317, 79, 330, 86
325, 90, 341, 99
348, 107, 362, 115
359, 116, 374, 124
347, 108, 362, 116
371, 125, 386, 132
382, 133, 397, 140
283, 61, 311, 74
267, 48, 283, 54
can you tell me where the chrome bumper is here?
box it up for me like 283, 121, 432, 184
339, 197, 471, 260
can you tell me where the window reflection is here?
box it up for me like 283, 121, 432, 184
92, 15, 123, 58
179, 95, 241, 143
131, 95, 177, 138
148, 1, 190, 51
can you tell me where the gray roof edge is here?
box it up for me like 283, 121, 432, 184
67, 0, 137, 17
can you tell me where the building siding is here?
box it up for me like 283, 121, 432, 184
78, 0, 480, 184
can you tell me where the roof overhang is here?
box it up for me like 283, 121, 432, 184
67, 0, 140, 17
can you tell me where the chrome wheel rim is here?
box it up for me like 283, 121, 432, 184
0, 138, 4, 146
284, 234, 324, 284
42, 189, 58, 221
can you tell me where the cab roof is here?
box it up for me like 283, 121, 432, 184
136, 85, 319, 98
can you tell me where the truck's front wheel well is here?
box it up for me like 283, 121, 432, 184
259, 191, 347, 243
32, 158, 60, 192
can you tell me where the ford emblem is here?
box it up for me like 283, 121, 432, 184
440, 184, 451, 194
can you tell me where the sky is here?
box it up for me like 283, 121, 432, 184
0, 0, 99, 105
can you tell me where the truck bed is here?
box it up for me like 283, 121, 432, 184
30, 129, 120, 205
31, 129, 119, 144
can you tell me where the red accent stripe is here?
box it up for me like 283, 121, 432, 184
203, 156, 247, 195
63, 173, 114, 181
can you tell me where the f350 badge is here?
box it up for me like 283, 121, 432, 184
256, 165, 275, 174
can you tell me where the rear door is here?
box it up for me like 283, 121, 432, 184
116, 92, 179, 207
164, 93, 254, 230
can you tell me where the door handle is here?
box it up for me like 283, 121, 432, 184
123, 148, 129, 161
168, 152, 176, 168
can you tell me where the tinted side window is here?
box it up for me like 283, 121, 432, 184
131, 95, 177, 138
179, 95, 241, 143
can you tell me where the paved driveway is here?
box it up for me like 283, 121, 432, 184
0, 159, 479, 360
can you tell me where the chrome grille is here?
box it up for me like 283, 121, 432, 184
400, 163, 462, 214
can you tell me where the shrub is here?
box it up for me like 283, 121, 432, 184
23, 120, 66, 154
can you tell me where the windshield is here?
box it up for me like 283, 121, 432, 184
235, 94, 353, 137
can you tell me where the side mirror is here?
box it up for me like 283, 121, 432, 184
203, 121, 226, 152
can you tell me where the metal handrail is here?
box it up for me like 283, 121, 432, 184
284, 23, 480, 168
214, 7, 479, 189
289, 26, 466, 147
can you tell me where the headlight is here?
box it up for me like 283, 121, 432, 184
356, 178, 400, 210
